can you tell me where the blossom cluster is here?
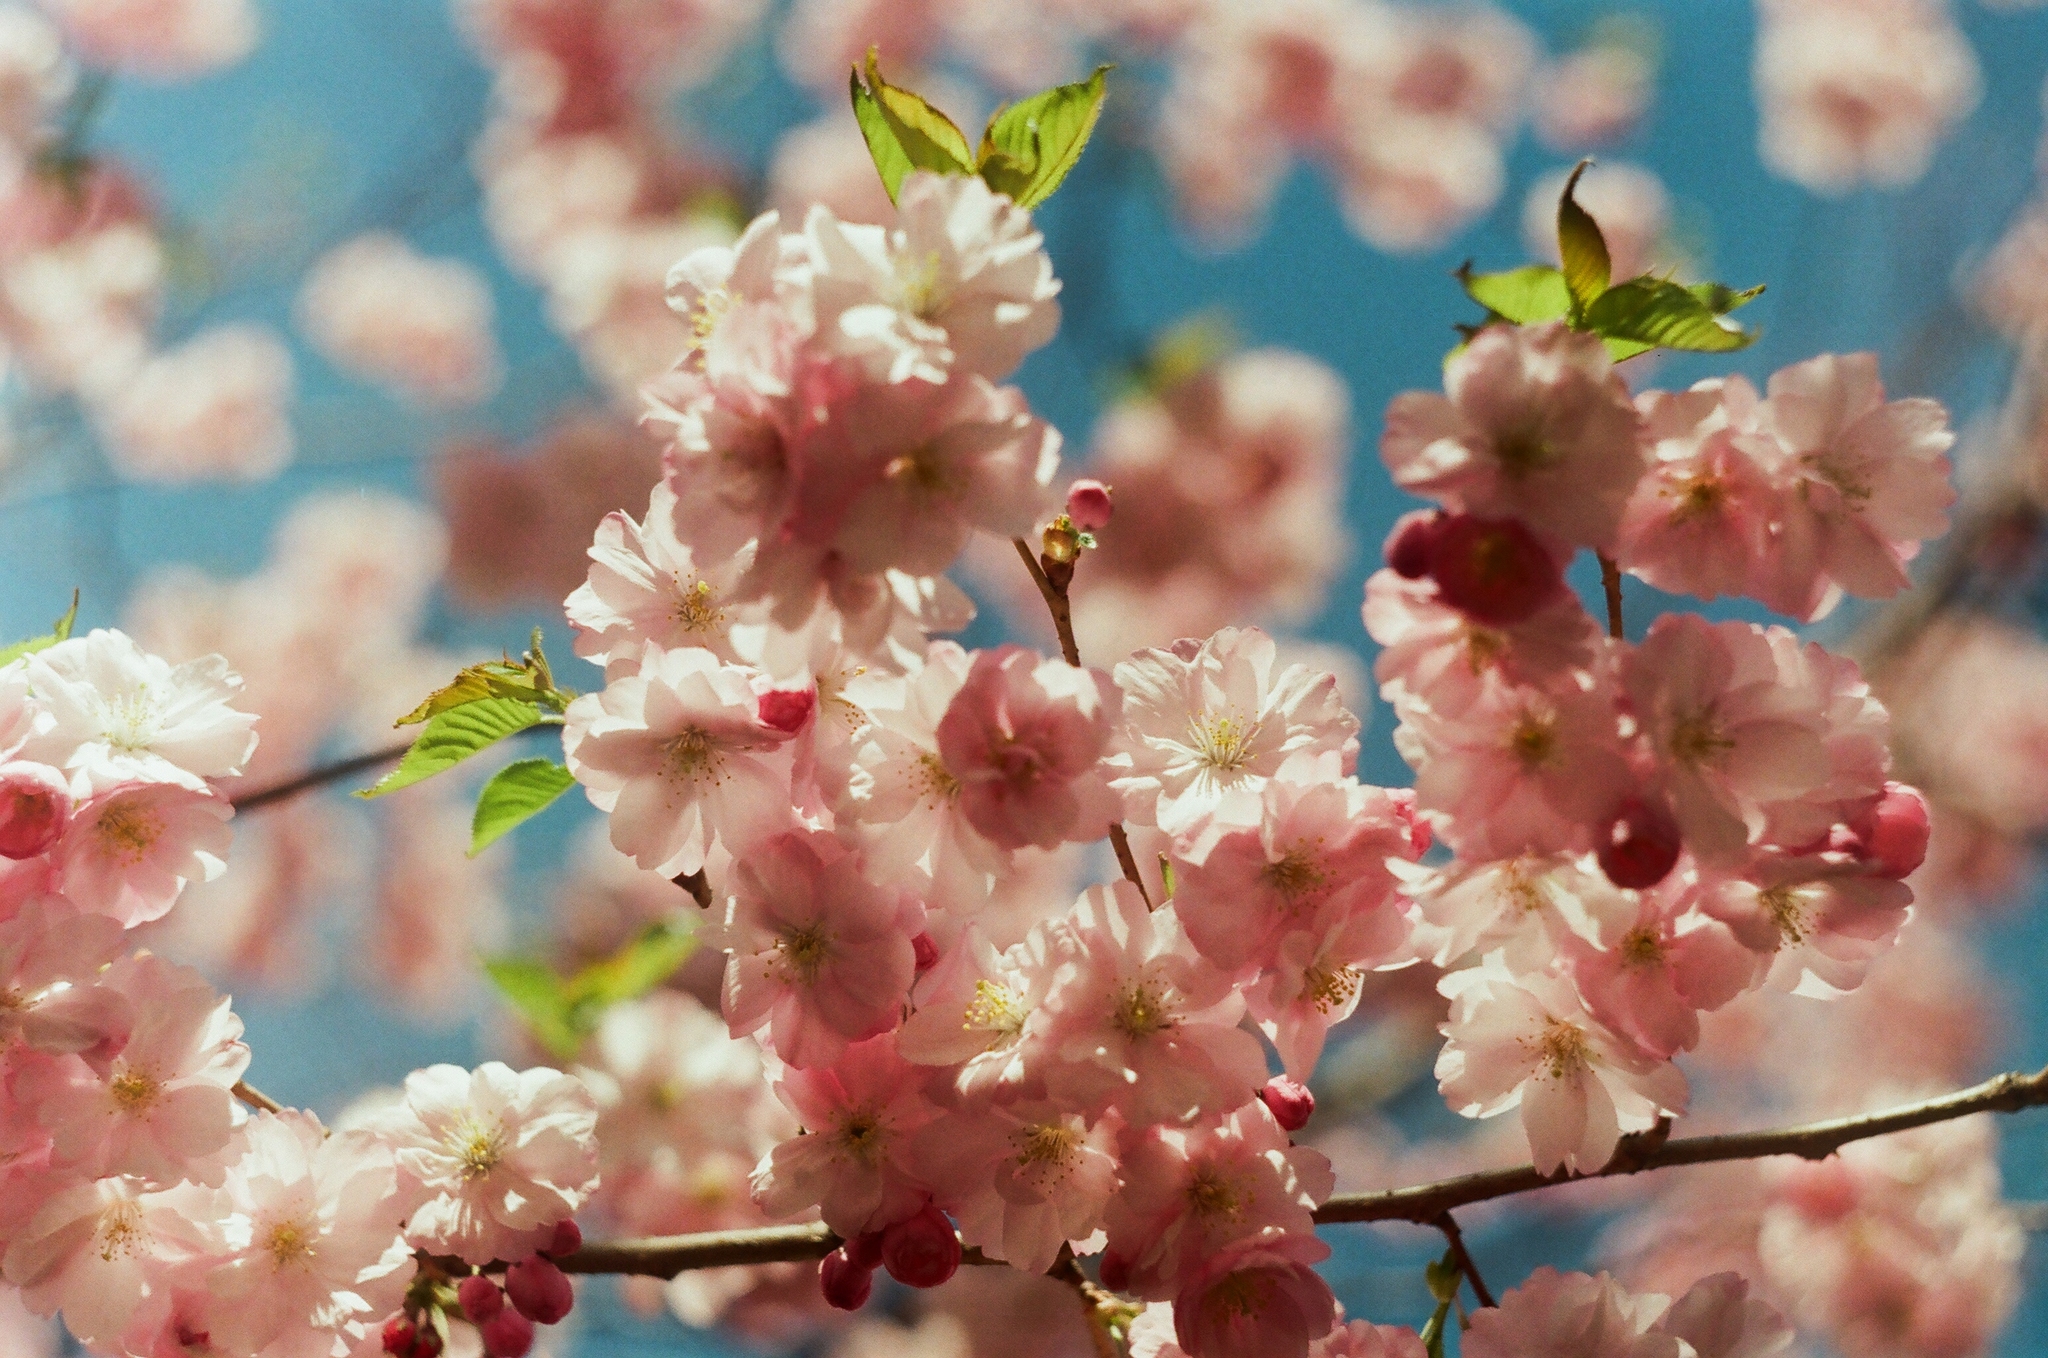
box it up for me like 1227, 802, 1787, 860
0, 629, 605, 1358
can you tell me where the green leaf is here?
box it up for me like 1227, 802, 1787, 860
978, 65, 1110, 208
851, 50, 973, 204
1687, 280, 1766, 315
482, 957, 582, 1062
1556, 160, 1611, 310
469, 758, 578, 856
1583, 277, 1759, 355
357, 697, 547, 799
0, 590, 81, 669
1458, 263, 1572, 326
396, 635, 570, 726
564, 920, 698, 1010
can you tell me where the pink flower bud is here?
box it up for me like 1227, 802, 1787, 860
757, 685, 817, 735
1427, 513, 1565, 625
381, 1318, 417, 1356
543, 1219, 582, 1258
820, 1247, 875, 1310
1065, 479, 1113, 531
0, 767, 70, 860
505, 1256, 574, 1325
1099, 1249, 1132, 1293
1259, 1075, 1315, 1132
912, 932, 938, 972
457, 1275, 504, 1323
880, 1202, 961, 1288
479, 1307, 535, 1358
1383, 509, 1443, 580
1778, 1158, 1859, 1223
844, 1231, 886, 1269
1597, 795, 1683, 889
1865, 781, 1931, 879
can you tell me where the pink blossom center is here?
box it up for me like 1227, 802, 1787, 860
96, 1199, 146, 1263
1113, 981, 1177, 1039
1261, 846, 1329, 904
669, 576, 724, 633
964, 980, 1027, 1042
1761, 886, 1811, 945
662, 728, 724, 787
110, 1066, 160, 1109
774, 923, 832, 983
264, 1216, 315, 1268
1524, 1020, 1593, 1080
1509, 711, 1559, 770
94, 800, 164, 864
1619, 926, 1667, 969
1491, 426, 1557, 479
833, 1109, 888, 1166
1305, 965, 1362, 1013
445, 1113, 509, 1180
1185, 710, 1261, 776
1186, 1166, 1248, 1220
1669, 710, 1734, 767
913, 752, 960, 804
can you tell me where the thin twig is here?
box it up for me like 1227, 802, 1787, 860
1597, 553, 1625, 640
547, 1066, 2048, 1278
1433, 1211, 1494, 1309
232, 1081, 285, 1115
229, 741, 415, 812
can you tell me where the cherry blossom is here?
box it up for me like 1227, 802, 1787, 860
296, 233, 504, 408
911, 1100, 1119, 1275
566, 480, 758, 671
751, 1032, 938, 1237
95, 323, 296, 482
1170, 1235, 1337, 1358
53, 781, 233, 925
39, 0, 258, 79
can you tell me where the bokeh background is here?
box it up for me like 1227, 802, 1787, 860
3, 0, 2048, 1353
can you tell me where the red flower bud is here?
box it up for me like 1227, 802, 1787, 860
381, 1317, 417, 1356
819, 1248, 874, 1310
457, 1276, 503, 1323
1098, 1249, 1132, 1293
912, 932, 939, 972
844, 1231, 886, 1269
1065, 479, 1114, 531
757, 685, 817, 735
1259, 1076, 1315, 1132
880, 1202, 961, 1288
1383, 510, 1443, 580
479, 1307, 535, 1358
1427, 514, 1565, 625
1597, 795, 1683, 890
543, 1219, 582, 1258
505, 1256, 575, 1326
0, 773, 69, 860
1864, 781, 1931, 879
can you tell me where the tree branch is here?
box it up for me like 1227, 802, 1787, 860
1597, 553, 1625, 641
1433, 1211, 1494, 1309
548, 1065, 2048, 1279
233, 1080, 285, 1115
229, 741, 415, 812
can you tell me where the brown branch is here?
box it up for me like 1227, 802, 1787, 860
548, 1065, 2048, 1279
233, 1081, 285, 1115
229, 740, 415, 812
1433, 1211, 1494, 1309
1597, 553, 1625, 640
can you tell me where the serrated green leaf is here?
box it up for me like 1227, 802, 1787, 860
1556, 161, 1611, 310
1584, 277, 1757, 354
482, 957, 581, 1061
854, 51, 973, 203
1687, 280, 1766, 315
976, 143, 1037, 201
565, 920, 698, 1009
1459, 263, 1572, 326
469, 758, 578, 856
0, 590, 82, 669
397, 639, 569, 727
850, 67, 916, 203
979, 65, 1110, 207
358, 697, 547, 799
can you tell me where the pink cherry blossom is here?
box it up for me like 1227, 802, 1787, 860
1436, 962, 1687, 1175
1036, 882, 1267, 1126
1, 1176, 220, 1347
53, 781, 233, 925
1560, 878, 1759, 1059
1696, 856, 1912, 997
39, 0, 258, 79
911, 1100, 1119, 1274
664, 209, 810, 397
566, 480, 758, 672
0, 761, 72, 859
1111, 628, 1359, 839
30, 951, 248, 1186
1533, 40, 1654, 150
896, 923, 1059, 1100
376, 1061, 600, 1264
805, 171, 1061, 384
708, 829, 922, 1068
296, 233, 503, 408
19, 628, 257, 794
1461, 1267, 1679, 1358
1380, 321, 1645, 550
932, 645, 1119, 852
0, 894, 128, 1055
96, 323, 296, 482
1363, 567, 1600, 716
751, 1032, 938, 1236
1246, 895, 1422, 1079
563, 642, 800, 877
1310, 1321, 1426, 1358
1405, 851, 1632, 971
1103, 1100, 1332, 1298
1170, 1235, 1337, 1358
1650, 1272, 1794, 1358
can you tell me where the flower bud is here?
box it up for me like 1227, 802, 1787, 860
843, 1231, 886, 1269
819, 1247, 875, 1310
1597, 794, 1683, 890
757, 685, 816, 735
1098, 1249, 1132, 1293
880, 1202, 961, 1288
1427, 514, 1565, 625
457, 1276, 503, 1323
912, 932, 938, 972
1065, 479, 1114, 532
1864, 781, 1931, 880
1383, 510, 1443, 580
0, 767, 70, 860
505, 1256, 574, 1326
1042, 521, 1081, 565
381, 1317, 417, 1356
479, 1307, 535, 1358
542, 1219, 582, 1258
1259, 1075, 1315, 1132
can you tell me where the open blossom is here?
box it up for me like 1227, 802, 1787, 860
19, 628, 257, 793
933, 645, 1119, 851
1406, 851, 1632, 971
1364, 567, 1600, 715
1111, 628, 1359, 838
0, 895, 127, 1054
708, 829, 923, 1069
54, 781, 233, 925
1560, 878, 1759, 1059
663, 209, 809, 396
296, 232, 503, 407
95, 323, 296, 482
29, 951, 249, 1186
1437, 962, 1687, 1175
1171, 1235, 1337, 1358
1103, 1101, 1332, 1298
805, 170, 1061, 384
1697, 856, 1912, 997
1381, 321, 1645, 550
564, 642, 799, 877
39, 0, 258, 78
1037, 882, 1267, 1127
374, 1062, 600, 1263
751, 1032, 938, 1236
897, 923, 1060, 1099
1, 1176, 220, 1347
911, 1100, 1119, 1275
567, 480, 758, 671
